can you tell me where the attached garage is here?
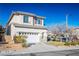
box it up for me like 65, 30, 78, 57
13, 25, 47, 44
6, 26, 47, 44
17, 32, 40, 43
26, 34, 40, 44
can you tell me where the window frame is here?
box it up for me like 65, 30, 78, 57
37, 19, 41, 24
34, 17, 41, 24
23, 15, 29, 23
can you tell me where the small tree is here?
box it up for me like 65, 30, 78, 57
48, 24, 66, 34
0, 25, 5, 42
48, 24, 66, 41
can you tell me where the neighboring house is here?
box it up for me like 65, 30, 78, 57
6, 11, 47, 44
73, 28, 79, 39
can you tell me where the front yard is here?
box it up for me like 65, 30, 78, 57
48, 41, 65, 46
47, 41, 79, 47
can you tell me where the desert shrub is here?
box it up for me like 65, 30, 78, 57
48, 41, 65, 46
70, 42, 77, 46
22, 43, 27, 47
52, 39, 56, 41
64, 42, 71, 46
52, 39, 60, 42
64, 41, 77, 46
14, 36, 25, 43
22, 39, 27, 47
22, 42, 27, 47
71, 41, 79, 45
77, 41, 79, 45
14, 36, 28, 47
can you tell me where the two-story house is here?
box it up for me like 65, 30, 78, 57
6, 11, 47, 44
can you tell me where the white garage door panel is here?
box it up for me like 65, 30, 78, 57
26, 35, 40, 43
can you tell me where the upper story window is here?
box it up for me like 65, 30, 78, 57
37, 19, 40, 24
34, 17, 41, 24
23, 15, 29, 23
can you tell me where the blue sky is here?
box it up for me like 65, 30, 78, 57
0, 3, 79, 28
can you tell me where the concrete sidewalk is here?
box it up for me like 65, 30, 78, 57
1, 43, 79, 55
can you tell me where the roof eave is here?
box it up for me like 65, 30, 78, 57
6, 11, 46, 27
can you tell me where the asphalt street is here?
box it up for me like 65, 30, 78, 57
6, 49, 79, 56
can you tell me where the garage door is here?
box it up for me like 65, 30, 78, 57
16, 32, 40, 44
26, 34, 40, 44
